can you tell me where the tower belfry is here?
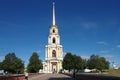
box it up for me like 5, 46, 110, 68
43, 2, 63, 73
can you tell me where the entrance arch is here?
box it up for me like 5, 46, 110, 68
52, 62, 57, 73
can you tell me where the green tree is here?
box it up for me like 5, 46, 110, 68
62, 52, 85, 72
87, 54, 109, 71
2, 53, 24, 73
62, 52, 73, 72
27, 52, 42, 73
12, 57, 24, 73
0, 62, 3, 70
87, 54, 98, 69
81, 59, 87, 69
72, 55, 82, 71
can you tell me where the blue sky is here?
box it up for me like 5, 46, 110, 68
0, 0, 120, 67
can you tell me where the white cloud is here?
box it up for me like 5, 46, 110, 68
33, 50, 41, 54
103, 54, 114, 59
97, 41, 108, 45
100, 50, 109, 53
117, 45, 120, 48
36, 50, 41, 53
81, 56, 89, 60
0, 56, 5, 62
63, 52, 67, 57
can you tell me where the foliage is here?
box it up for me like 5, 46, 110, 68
62, 52, 86, 72
27, 52, 42, 73
87, 54, 109, 71
81, 59, 87, 69
0, 62, 3, 70
72, 54, 83, 71
2, 53, 24, 73
62, 52, 73, 72
63, 53, 109, 72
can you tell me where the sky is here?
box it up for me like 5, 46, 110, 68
0, 0, 120, 67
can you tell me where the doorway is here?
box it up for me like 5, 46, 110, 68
52, 62, 57, 73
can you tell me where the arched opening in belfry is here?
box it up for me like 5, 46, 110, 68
53, 29, 55, 33
53, 37, 56, 43
52, 50, 56, 57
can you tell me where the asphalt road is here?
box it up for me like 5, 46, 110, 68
28, 73, 120, 80
29, 73, 73, 80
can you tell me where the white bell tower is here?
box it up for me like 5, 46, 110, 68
43, 2, 63, 73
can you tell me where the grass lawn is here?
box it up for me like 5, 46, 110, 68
101, 69, 120, 77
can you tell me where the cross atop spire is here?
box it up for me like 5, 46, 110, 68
52, 2, 56, 25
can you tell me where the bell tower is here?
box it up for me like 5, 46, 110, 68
43, 2, 63, 73
48, 25, 60, 45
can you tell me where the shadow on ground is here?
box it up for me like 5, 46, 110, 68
48, 76, 120, 80
64, 73, 120, 80
48, 77, 74, 80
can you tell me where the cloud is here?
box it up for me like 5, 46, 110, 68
0, 56, 5, 62
33, 50, 41, 54
80, 22, 97, 29
81, 56, 89, 59
97, 41, 108, 45
103, 54, 114, 59
36, 50, 41, 53
117, 45, 120, 48
100, 50, 109, 53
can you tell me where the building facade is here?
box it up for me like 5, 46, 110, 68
43, 2, 63, 73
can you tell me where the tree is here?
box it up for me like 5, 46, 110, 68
72, 55, 82, 71
81, 59, 87, 69
62, 52, 73, 72
87, 54, 109, 71
0, 62, 3, 70
99, 57, 109, 69
12, 57, 25, 73
2, 53, 24, 73
62, 52, 85, 72
87, 54, 98, 69
27, 52, 42, 73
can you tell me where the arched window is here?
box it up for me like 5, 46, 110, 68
52, 50, 56, 57
53, 37, 56, 43
53, 29, 55, 33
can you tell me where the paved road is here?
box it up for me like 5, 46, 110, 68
29, 73, 73, 80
